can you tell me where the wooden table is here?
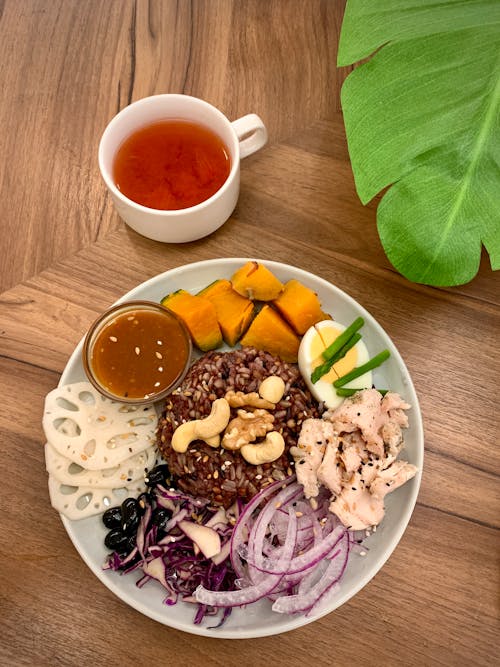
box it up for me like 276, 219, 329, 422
1, 2, 498, 665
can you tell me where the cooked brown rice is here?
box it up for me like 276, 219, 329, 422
156, 347, 323, 507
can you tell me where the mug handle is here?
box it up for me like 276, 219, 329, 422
231, 114, 268, 159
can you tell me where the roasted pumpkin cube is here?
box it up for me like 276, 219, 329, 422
197, 279, 255, 347
161, 289, 222, 351
231, 261, 284, 301
272, 279, 331, 335
239, 305, 300, 362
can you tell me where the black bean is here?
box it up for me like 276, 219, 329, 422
102, 506, 122, 529
104, 528, 129, 552
121, 497, 140, 534
144, 464, 172, 488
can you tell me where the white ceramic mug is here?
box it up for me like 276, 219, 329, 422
98, 94, 267, 242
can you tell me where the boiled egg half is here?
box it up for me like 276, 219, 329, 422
298, 320, 372, 409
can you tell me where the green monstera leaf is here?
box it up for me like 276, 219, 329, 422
337, 0, 500, 286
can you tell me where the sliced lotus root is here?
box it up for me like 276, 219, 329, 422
44, 441, 159, 488
48, 476, 147, 521
43, 382, 158, 470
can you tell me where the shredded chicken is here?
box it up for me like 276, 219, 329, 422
290, 419, 337, 499
329, 473, 385, 530
369, 460, 418, 500
317, 434, 343, 496
339, 431, 369, 474
323, 388, 409, 459
291, 389, 417, 530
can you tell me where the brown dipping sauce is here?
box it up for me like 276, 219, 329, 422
86, 302, 191, 401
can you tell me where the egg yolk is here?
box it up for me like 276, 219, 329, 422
310, 326, 358, 380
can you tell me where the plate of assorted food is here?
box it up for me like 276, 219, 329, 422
42, 258, 423, 638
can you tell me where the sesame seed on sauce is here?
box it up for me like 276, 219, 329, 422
135, 346, 140, 355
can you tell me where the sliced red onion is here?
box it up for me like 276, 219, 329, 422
246, 484, 303, 583
244, 524, 345, 578
230, 476, 295, 577
195, 508, 297, 608
272, 532, 350, 615
199, 474, 354, 616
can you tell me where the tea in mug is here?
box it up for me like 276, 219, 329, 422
113, 120, 231, 210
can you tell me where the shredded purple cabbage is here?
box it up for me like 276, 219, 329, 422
103, 485, 238, 626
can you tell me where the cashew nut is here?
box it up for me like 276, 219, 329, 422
240, 431, 285, 465
170, 398, 229, 453
194, 398, 230, 438
204, 434, 221, 448
171, 421, 221, 453
258, 376, 285, 404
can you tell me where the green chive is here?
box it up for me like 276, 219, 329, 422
333, 349, 391, 388
322, 317, 364, 361
335, 387, 389, 397
310, 332, 362, 384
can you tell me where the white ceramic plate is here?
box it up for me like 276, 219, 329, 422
58, 258, 424, 639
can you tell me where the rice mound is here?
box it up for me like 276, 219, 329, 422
156, 347, 323, 507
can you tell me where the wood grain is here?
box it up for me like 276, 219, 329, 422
0, 0, 349, 292
0, 2, 499, 666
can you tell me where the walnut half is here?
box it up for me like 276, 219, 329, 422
221, 409, 275, 450
224, 390, 275, 410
